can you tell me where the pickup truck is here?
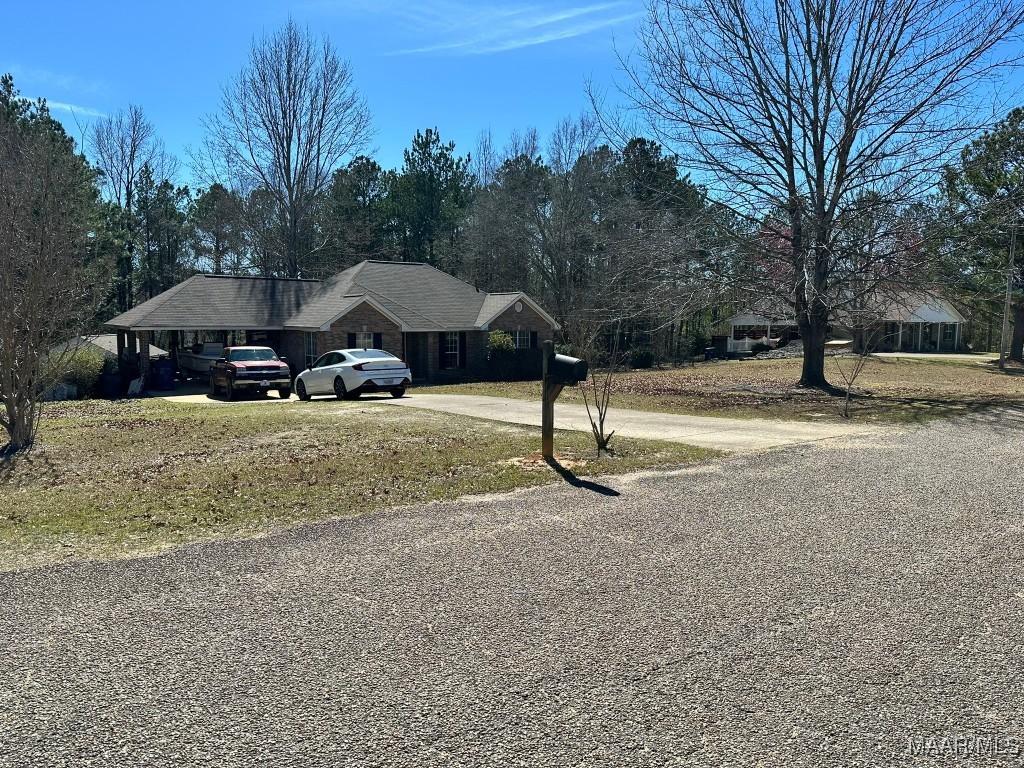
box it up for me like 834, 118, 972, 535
178, 342, 225, 377
209, 346, 292, 400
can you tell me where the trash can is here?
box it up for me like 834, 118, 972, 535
151, 358, 176, 391
99, 370, 123, 399
704, 346, 716, 362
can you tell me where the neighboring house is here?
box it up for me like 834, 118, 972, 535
847, 294, 966, 353
105, 260, 559, 385
714, 311, 800, 354
715, 293, 966, 355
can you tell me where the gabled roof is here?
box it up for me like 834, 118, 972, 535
474, 292, 560, 330
105, 261, 559, 333
287, 260, 489, 331
877, 295, 965, 324
106, 274, 321, 331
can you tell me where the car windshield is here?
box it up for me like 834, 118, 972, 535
228, 348, 278, 362
347, 349, 397, 360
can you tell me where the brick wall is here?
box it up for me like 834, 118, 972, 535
487, 301, 555, 381
490, 301, 555, 340
280, 330, 307, 374
320, 303, 403, 358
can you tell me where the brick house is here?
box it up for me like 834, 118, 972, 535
105, 260, 559, 384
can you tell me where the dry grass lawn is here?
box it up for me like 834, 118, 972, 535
427, 355, 1024, 423
0, 398, 714, 571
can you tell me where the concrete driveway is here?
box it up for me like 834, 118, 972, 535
383, 393, 879, 452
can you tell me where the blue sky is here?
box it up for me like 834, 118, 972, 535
4, 0, 644, 180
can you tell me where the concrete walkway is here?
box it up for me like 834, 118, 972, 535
383, 393, 879, 452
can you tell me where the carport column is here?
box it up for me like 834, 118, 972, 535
917, 323, 923, 352
955, 323, 961, 352
138, 331, 151, 388
897, 322, 902, 351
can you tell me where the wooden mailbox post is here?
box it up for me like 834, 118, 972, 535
541, 339, 588, 459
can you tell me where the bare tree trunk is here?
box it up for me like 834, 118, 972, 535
799, 320, 829, 388
1, 395, 40, 455
1012, 302, 1024, 361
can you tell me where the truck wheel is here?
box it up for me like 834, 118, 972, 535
209, 374, 218, 397
297, 380, 310, 401
279, 387, 292, 400
390, 387, 406, 399
225, 379, 234, 401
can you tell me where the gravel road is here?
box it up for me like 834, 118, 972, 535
2, 410, 1023, 767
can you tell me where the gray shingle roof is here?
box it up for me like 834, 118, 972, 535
106, 274, 322, 330
51, 334, 167, 359
288, 261, 489, 331
106, 261, 558, 333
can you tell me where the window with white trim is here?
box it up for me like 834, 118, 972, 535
443, 331, 460, 368
304, 332, 318, 369
355, 331, 373, 348
511, 330, 531, 350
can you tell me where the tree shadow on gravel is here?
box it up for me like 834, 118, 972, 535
940, 403, 1024, 436
544, 457, 621, 497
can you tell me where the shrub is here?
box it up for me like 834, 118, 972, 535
52, 349, 106, 398
750, 342, 771, 355
629, 347, 655, 369
487, 330, 515, 355
487, 330, 519, 381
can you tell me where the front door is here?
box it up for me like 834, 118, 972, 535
405, 333, 429, 382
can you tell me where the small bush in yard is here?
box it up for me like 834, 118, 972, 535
629, 347, 655, 369
487, 330, 517, 380
487, 330, 515, 355
55, 350, 106, 398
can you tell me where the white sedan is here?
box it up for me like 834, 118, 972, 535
295, 349, 412, 400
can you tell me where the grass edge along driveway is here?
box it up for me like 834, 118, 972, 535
0, 397, 718, 572
424, 355, 1024, 424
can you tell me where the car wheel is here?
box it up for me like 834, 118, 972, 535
297, 380, 310, 401
279, 387, 292, 400
333, 377, 348, 400
225, 379, 234, 401
390, 387, 406, 398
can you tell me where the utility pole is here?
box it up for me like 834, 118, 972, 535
999, 224, 1016, 370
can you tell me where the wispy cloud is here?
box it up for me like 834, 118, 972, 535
34, 99, 107, 118
4, 65, 106, 96
325, 1, 641, 56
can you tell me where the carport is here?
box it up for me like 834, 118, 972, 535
105, 273, 320, 388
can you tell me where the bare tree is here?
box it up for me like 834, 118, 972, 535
89, 104, 168, 311
578, 322, 622, 455
199, 19, 371, 277
623, 0, 1024, 388
0, 79, 99, 453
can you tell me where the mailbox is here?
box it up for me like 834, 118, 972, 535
548, 353, 588, 385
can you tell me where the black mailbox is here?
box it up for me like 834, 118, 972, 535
548, 353, 588, 385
